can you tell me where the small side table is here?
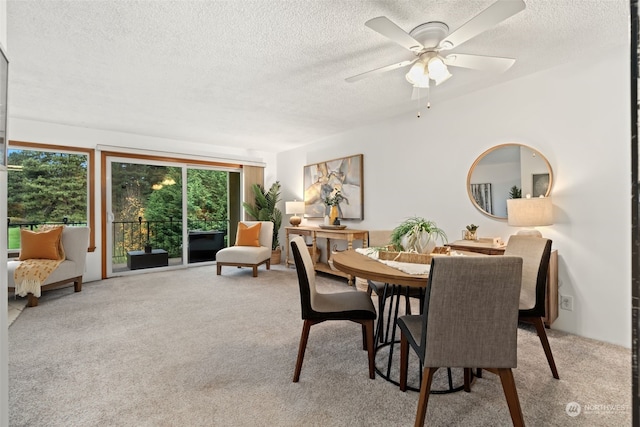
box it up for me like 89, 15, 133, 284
127, 249, 169, 270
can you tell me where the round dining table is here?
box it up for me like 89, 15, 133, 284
331, 249, 467, 393
331, 249, 429, 288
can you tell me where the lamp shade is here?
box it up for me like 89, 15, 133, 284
285, 201, 305, 215
507, 197, 553, 227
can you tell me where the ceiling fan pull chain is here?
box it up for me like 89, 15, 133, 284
427, 86, 431, 110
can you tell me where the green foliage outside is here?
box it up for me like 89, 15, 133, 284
112, 163, 229, 259
7, 149, 89, 249
7, 150, 231, 261
8, 150, 88, 224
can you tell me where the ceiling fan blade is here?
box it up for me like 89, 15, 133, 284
365, 16, 424, 53
444, 53, 515, 72
345, 59, 416, 83
438, 0, 525, 51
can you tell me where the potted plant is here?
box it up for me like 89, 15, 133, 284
390, 216, 448, 254
465, 223, 479, 240
509, 185, 522, 199
242, 181, 283, 264
323, 188, 346, 225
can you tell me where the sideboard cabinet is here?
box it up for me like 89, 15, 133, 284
285, 226, 369, 285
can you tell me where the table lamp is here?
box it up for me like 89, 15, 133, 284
285, 201, 305, 226
507, 195, 553, 237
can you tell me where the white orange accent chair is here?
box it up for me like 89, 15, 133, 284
7, 226, 90, 307
216, 221, 274, 277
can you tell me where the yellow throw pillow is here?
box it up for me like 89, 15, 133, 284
19, 226, 64, 260
235, 222, 262, 247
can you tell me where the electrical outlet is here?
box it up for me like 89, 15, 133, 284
560, 295, 574, 311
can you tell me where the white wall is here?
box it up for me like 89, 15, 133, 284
278, 46, 631, 347
8, 118, 277, 283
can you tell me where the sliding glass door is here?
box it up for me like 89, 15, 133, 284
105, 156, 241, 276
109, 160, 183, 273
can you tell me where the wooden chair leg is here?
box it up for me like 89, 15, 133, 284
399, 333, 409, 391
27, 294, 38, 307
74, 278, 83, 292
361, 324, 367, 350
464, 368, 472, 392
527, 316, 560, 379
364, 319, 375, 379
293, 320, 312, 382
497, 368, 525, 427
216, 264, 222, 275
266, 260, 271, 270
414, 367, 436, 427
252, 266, 258, 277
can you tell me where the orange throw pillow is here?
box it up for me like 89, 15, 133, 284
19, 226, 64, 260
235, 222, 262, 247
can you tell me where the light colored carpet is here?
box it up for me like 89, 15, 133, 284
8, 264, 631, 426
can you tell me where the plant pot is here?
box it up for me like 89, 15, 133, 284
400, 231, 437, 254
329, 205, 339, 225
270, 248, 282, 265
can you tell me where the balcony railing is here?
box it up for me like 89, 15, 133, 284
111, 218, 229, 265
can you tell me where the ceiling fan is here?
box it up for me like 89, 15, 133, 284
346, 0, 526, 103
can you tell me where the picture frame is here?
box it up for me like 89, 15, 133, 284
0, 44, 7, 168
303, 154, 363, 219
532, 173, 550, 197
470, 183, 493, 215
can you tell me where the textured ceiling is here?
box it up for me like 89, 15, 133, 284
6, 0, 629, 153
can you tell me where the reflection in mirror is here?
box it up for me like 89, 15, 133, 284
467, 144, 553, 220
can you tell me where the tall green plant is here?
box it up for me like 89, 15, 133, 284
242, 181, 282, 250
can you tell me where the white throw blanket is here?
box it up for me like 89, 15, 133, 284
14, 258, 64, 297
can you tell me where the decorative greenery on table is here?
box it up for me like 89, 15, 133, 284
323, 189, 346, 207
466, 224, 479, 232
390, 216, 448, 252
509, 185, 522, 199
242, 181, 282, 250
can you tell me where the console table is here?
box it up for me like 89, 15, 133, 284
285, 226, 369, 285
446, 239, 558, 327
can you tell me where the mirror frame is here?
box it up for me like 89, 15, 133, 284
466, 143, 553, 220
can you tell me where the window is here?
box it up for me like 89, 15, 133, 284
7, 141, 95, 251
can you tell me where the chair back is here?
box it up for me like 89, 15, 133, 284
504, 235, 552, 315
237, 221, 274, 248
368, 230, 393, 248
422, 256, 523, 369
291, 236, 318, 319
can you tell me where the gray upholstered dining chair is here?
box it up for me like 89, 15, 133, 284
290, 236, 377, 382
398, 256, 524, 427
504, 235, 559, 379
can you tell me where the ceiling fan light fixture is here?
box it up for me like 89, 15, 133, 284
427, 56, 452, 86
405, 61, 428, 86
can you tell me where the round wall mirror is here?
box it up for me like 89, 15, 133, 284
467, 143, 553, 220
